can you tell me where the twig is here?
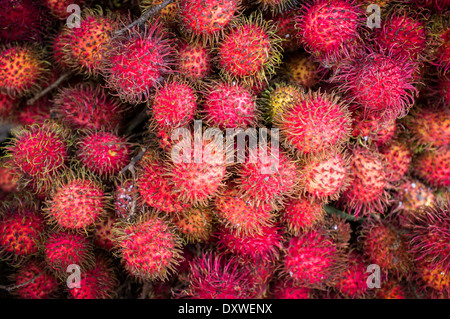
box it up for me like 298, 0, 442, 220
26, 73, 70, 105
114, 0, 175, 36
119, 147, 147, 176
0, 269, 46, 292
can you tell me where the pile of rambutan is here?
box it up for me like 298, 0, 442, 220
0, 0, 448, 301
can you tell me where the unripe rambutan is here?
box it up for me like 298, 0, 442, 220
52, 84, 122, 131
335, 250, 370, 299
271, 280, 314, 299
102, 21, 174, 104
113, 212, 183, 281
69, 254, 119, 299
271, 9, 302, 52
295, 0, 363, 65
150, 79, 197, 131
0, 44, 49, 97
59, 9, 120, 76
332, 50, 418, 120
358, 221, 412, 277
176, 40, 212, 81
407, 106, 450, 149
16, 98, 51, 126
380, 141, 412, 183
44, 0, 84, 19
282, 197, 326, 235
282, 52, 320, 88
177, 252, 255, 299
171, 206, 213, 243
408, 203, 449, 273
260, 82, 302, 122
351, 111, 396, 147
0, 0, 45, 42
273, 90, 352, 155
298, 149, 350, 202
215, 187, 274, 235
94, 212, 117, 251
283, 229, 343, 288
374, 11, 428, 61
216, 224, 283, 261
0, 206, 46, 262
202, 81, 259, 129
5, 121, 71, 191
0, 93, 16, 119
76, 131, 132, 178
413, 147, 450, 188
10, 258, 60, 299
236, 147, 299, 208
339, 147, 390, 217
44, 231, 95, 275
178, 0, 240, 43
217, 12, 283, 86
136, 157, 192, 213
44, 172, 109, 231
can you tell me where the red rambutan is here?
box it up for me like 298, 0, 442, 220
413, 147, 450, 188
281, 197, 326, 235
380, 140, 413, 183
176, 40, 212, 81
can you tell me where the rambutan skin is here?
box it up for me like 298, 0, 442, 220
413, 147, 450, 189
282, 197, 326, 235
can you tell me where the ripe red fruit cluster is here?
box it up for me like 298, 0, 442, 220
0, 0, 449, 300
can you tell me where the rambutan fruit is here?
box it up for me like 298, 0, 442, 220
260, 82, 302, 122
0, 0, 45, 42
171, 206, 213, 243
281, 197, 326, 235
351, 111, 396, 147
178, 0, 240, 43
52, 83, 122, 131
294, 0, 364, 65
319, 213, 353, 247
393, 179, 435, 227
44, 0, 84, 19
408, 203, 449, 273
413, 147, 450, 188
102, 21, 174, 104
283, 229, 343, 289
339, 147, 390, 217
44, 231, 95, 275
141, 0, 179, 25
202, 80, 259, 129
16, 97, 51, 126
406, 106, 450, 149
335, 250, 370, 299
10, 258, 60, 299
358, 220, 412, 277
44, 172, 109, 231
298, 148, 350, 202
375, 279, 407, 299
214, 187, 274, 235
5, 121, 71, 191
177, 252, 255, 299
217, 12, 283, 86
113, 212, 183, 281
165, 130, 228, 206
0, 93, 16, 119
236, 147, 299, 208
273, 89, 352, 155
69, 254, 119, 299
76, 130, 132, 178
282, 52, 320, 89
0, 161, 19, 193
271, 9, 302, 52
0, 44, 49, 98
238, 256, 276, 298
59, 9, 120, 76
380, 140, 413, 183
438, 76, 450, 105
374, 11, 428, 61
271, 280, 315, 299
415, 259, 449, 297
0, 206, 46, 262
150, 78, 197, 131
176, 40, 212, 81
216, 224, 283, 261
332, 49, 418, 121
254, 0, 297, 14
94, 212, 117, 251
136, 156, 192, 213
431, 18, 450, 74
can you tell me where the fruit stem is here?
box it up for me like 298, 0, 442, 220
324, 205, 366, 222
0, 269, 46, 292
26, 73, 70, 105
114, 0, 174, 36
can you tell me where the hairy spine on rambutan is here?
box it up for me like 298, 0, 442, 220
335, 250, 371, 299
380, 140, 413, 183
171, 206, 213, 243
281, 52, 321, 89
260, 82, 302, 123
44, 0, 84, 20
176, 40, 212, 81
113, 210, 184, 281
281, 197, 326, 235
413, 147, 450, 189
